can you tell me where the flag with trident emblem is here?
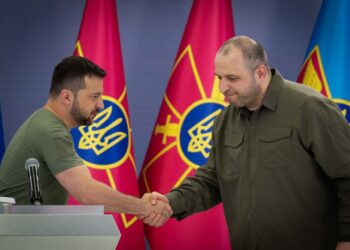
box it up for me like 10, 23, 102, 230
139, 0, 234, 249
297, 0, 350, 122
69, 0, 145, 249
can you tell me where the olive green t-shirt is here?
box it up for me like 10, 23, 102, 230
0, 108, 83, 204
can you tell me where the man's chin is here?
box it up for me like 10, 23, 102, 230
228, 99, 241, 107
86, 119, 93, 126
75, 118, 92, 126
88, 114, 97, 125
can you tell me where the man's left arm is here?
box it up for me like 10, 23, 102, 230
306, 98, 350, 246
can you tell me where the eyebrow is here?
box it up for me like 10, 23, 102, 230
90, 92, 103, 96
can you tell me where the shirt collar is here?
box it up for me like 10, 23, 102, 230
237, 69, 284, 117
238, 106, 252, 119
261, 69, 284, 112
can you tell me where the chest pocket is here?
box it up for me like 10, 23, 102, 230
222, 133, 244, 175
258, 128, 292, 169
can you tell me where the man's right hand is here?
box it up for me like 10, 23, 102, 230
139, 192, 173, 227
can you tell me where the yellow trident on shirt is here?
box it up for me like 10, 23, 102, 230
78, 106, 127, 155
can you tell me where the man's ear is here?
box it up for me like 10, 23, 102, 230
60, 89, 74, 105
255, 65, 267, 80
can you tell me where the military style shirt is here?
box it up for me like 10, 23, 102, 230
167, 70, 350, 250
0, 108, 83, 204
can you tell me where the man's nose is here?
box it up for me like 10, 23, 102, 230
219, 79, 230, 94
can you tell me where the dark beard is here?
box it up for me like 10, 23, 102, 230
71, 100, 91, 126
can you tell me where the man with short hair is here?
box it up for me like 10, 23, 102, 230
144, 36, 350, 250
0, 56, 171, 221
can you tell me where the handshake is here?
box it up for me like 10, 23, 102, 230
138, 192, 173, 227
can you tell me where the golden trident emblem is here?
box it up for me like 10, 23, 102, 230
155, 108, 222, 159
78, 106, 127, 155
187, 109, 222, 158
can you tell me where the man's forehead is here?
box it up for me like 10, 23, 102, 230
216, 49, 242, 65
78, 77, 103, 92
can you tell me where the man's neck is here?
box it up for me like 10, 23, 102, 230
44, 100, 76, 129
246, 72, 272, 111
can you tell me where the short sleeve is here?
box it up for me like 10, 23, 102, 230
32, 123, 83, 176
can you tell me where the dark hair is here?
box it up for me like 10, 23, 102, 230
49, 56, 106, 97
218, 36, 270, 73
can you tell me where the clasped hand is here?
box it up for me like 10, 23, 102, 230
138, 192, 173, 227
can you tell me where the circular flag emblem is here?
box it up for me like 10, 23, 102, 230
334, 99, 350, 123
177, 99, 226, 168
71, 95, 130, 169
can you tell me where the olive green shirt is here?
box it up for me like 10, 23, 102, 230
167, 70, 350, 250
0, 108, 83, 204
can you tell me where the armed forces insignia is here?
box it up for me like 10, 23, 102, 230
71, 95, 131, 169
178, 100, 226, 168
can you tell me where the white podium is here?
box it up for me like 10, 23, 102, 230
0, 205, 120, 250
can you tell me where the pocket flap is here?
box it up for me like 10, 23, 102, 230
259, 128, 292, 142
224, 133, 244, 147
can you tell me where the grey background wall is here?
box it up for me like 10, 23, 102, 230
0, 0, 322, 174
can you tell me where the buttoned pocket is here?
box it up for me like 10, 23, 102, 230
221, 133, 245, 175
258, 128, 292, 169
